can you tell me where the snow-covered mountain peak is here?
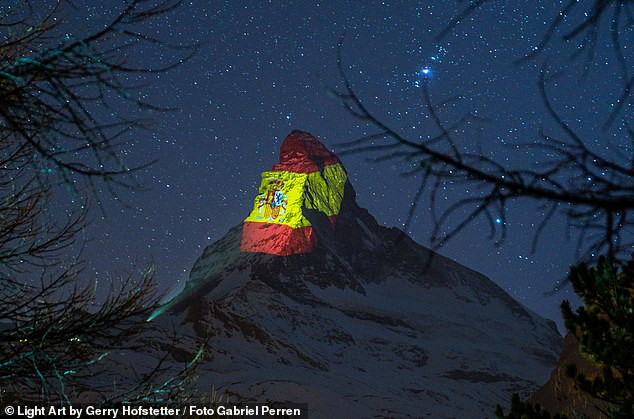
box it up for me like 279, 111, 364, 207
153, 131, 562, 417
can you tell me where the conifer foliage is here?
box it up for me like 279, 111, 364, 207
561, 256, 634, 418
496, 256, 634, 418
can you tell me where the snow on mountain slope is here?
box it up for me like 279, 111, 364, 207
154, 131, 562, 418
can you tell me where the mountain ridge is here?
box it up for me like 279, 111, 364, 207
154, 131, 562, 417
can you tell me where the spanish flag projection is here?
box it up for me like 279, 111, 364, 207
240, 131, 346, 255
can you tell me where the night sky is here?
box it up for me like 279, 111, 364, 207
77, 1, 632, 332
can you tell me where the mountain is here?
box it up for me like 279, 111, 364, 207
154, 130, 562, 418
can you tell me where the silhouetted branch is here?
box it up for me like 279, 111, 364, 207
0, 0, 201, 406
439, 1, 633, 127
0, 0, 197, 197
332, 37, 634, 261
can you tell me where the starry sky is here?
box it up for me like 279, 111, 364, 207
73, 1, 632, 332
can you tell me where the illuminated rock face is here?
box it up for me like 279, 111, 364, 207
156, 130, 562, 417
240, 131, 346, 256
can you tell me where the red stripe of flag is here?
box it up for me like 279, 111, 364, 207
240, 222, 316, 255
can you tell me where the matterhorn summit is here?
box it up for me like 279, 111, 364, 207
156, 130, 561, 418
241, 130, 347, 256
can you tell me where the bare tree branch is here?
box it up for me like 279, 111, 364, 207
0, 0, 203, 405
332, 36, 634, 261
439, 1, 633, 127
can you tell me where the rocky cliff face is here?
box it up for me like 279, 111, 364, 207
531, 334, 611, 418
155, 131, 562, 418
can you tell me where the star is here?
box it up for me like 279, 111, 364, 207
414, 67, 432, 87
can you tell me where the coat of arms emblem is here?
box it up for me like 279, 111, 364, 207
256, 181, 288, 222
